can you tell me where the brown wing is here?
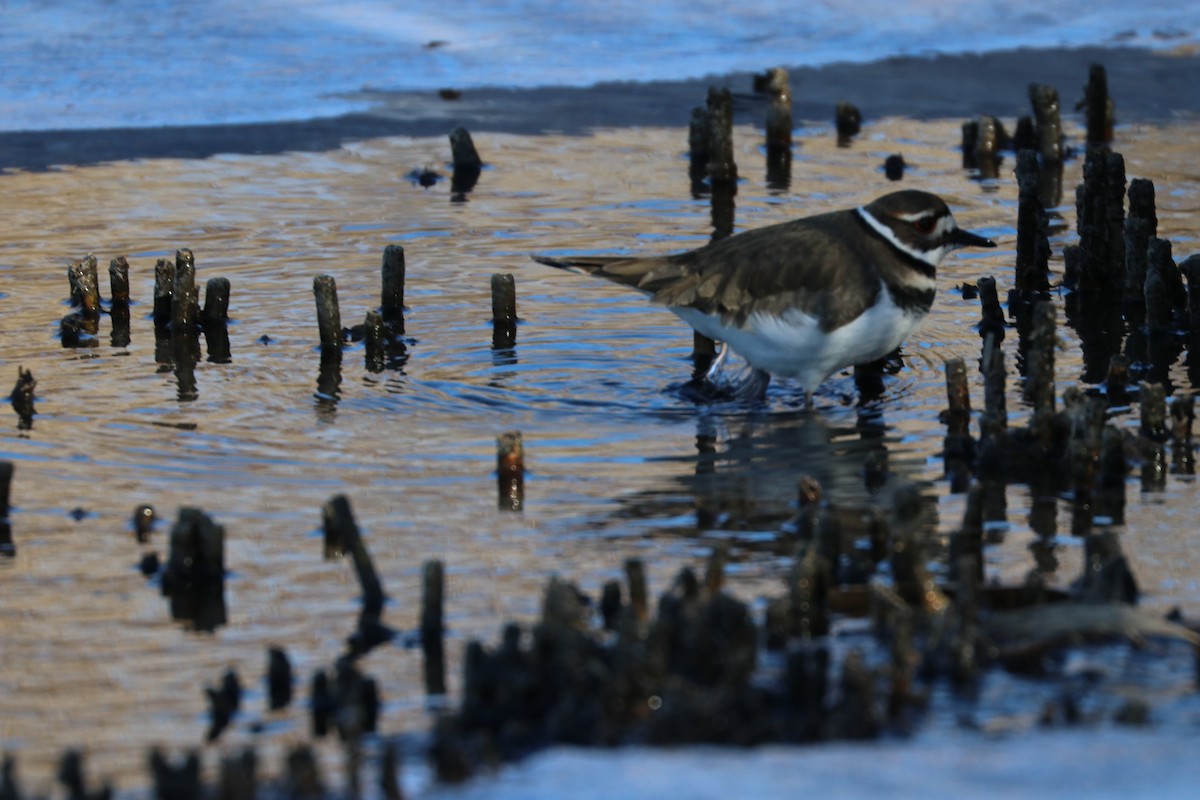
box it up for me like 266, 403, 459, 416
663, 211, 889, 330
534, 209, 886, 331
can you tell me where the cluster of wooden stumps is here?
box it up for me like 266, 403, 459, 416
0, 739, 405, 800
0, 492, 424, 798
309, 245, 520, 414
431, 436, 1198, 787
20, 128, 487, 424
54, 248, 232, 405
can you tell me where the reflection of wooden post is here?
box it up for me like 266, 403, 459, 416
497, 431, 524, 512
943, 358, 971, 491
364, 309, 386, 373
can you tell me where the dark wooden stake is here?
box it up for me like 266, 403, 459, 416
1028, 83, 1063, 164
449, 127, 482, 196
1025, 300, 1057, 415
491, 273, 517, 323
960, 120, 979, 170
172, 248, 197, 330
1098, 424, 1127, 524
492, 273, 517, 350
972, 115, 1001, 180
380, 244, 406, 331
67, 254, 101, 319
1015, 150, 1049, 292
1181, 254, 1200, 333
1171, 395, 1196, 474
835, 102, 862, 146
202, 277, 230, 327
625, 558, 648, 624
153, 257, 175, 329
218, 749, 258, 800
0, 461, 12, 521
1082, 63, 1114, 145
267, 647, 294, 711
1144, 237, 1186, 336
759, 67, 792, 184
1140, 381, 1168, 490
422, 559, 446, 696
108, 256, 130, 305
322, 495, 385, 617
313, 275, 343, 352
688, 106, 710, 186
884, 154, 905, 181
1124, 178, 1157, 299
977, 276, 1006, 341
979, 332, 1007, 475
705, 87, 738, 187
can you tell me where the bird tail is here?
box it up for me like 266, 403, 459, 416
533, 252, 696, 299
531, 255, 626, 273
531, 254, 658, 291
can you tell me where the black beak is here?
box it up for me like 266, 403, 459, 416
948, 227, 996, 249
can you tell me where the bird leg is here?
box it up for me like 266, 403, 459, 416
703, 341, 730, 383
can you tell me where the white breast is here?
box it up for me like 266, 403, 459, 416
672, 281, 927, 392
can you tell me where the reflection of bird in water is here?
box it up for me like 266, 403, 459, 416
604, 411, 933, 568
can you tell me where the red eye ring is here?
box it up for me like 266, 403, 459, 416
914, 217, 936, 234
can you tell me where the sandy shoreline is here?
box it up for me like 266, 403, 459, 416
2, 45, 1199, 171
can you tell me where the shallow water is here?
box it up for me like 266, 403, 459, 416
0, 114, 1198, 794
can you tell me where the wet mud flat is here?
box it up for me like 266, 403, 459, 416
2, 51, 1200, 796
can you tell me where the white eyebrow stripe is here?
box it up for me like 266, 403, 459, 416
856, 206, 941, 267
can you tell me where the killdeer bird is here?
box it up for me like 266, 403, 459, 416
534, 190, 995, 405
